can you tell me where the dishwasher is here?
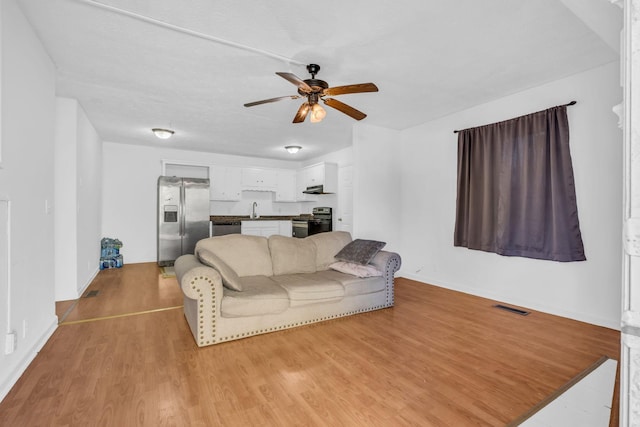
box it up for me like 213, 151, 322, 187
211, 221, 242, 236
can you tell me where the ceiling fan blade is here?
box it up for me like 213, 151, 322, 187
293, 103, 310, 123
323, 98, 367, 121
323, 83, 378, 97
276, 72, 313, 93
244, 95, 300, 107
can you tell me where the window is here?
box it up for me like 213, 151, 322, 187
453, 105, 585, 262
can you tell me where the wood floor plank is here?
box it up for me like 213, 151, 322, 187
0, 269, 620, 426
57, 263, 183, 323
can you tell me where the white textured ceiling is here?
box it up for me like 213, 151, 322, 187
18, 0, 620, 160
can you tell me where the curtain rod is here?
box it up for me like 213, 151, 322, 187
452, 100, 577, 134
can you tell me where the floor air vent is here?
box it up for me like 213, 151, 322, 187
84, 290, 99, 298
494, 304, 530, 316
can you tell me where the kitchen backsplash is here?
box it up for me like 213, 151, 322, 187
210, 191, 337, 217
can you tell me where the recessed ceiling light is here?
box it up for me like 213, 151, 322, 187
152, 128, 174, 139
285, 145, 302, 154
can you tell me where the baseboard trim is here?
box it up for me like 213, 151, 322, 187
0, 317, 58, 402
399, 273, 621, 331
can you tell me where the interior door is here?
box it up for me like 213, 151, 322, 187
337, 166, 354, 234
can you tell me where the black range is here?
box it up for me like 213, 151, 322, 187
292, 207, 332, 238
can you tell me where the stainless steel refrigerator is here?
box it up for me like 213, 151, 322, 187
157, 176, 210, 266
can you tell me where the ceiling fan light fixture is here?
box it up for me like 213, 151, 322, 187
285, 145, 302, 154
310, 104, 326, 123
152, 128, 175, 139
244, 64, 378, 123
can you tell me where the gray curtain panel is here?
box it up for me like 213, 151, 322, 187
453, 105, 586, 262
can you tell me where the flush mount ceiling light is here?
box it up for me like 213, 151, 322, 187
152, 128, 175, 139
285, 145, 302, 154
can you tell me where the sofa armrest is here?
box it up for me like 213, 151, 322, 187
369, 250, 401, 306
370, 250, 402, 276
175, 254, 223, 299
175, 254, 224, 346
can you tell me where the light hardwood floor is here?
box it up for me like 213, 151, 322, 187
0, 263, 620, 426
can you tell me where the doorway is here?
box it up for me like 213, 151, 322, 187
337, 165, 353, 234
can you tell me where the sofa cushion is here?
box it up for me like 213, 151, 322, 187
335, 239, 386, 265
329, 261, 382, 278
268, 235, 317, 275
196, 234, 273, 277
197, 249, 243, 291
271, 273, 345, 305
313, 270, 386, 297
220, 275, 289, 317
307, 231, 353, 270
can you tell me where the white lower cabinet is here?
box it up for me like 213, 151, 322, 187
279, 220, 293, 237
241, 221, 291, 238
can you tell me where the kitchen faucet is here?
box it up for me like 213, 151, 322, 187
252, 202, 258, 219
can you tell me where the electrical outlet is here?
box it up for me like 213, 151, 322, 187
45, 199, 53, 215
22, 320, 27, 339
5, 331, 16, 355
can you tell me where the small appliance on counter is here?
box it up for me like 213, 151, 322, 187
292, 207, 332, 238
157, 176, 210, 266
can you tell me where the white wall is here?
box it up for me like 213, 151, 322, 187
352, 124, 402, 253
0, 0, 58, 400
399, 61, 622, 329
75, 101, 102, 296
304, 146, 354, 168
54, 98, 102, 301
54, 99, 77, 300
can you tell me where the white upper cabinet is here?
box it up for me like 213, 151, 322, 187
306, 164, 325, 187
210, 166, 242, 201
296, 162, 338, 200
211, 163, 337, 202
296, 167, 317, 202
275, 170, 297, 202
242, 167, 277, 191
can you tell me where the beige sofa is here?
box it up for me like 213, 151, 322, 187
174, 231, 401, 347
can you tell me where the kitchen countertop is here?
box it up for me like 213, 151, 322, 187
210, 215, 312, 223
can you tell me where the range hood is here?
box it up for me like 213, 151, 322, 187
302, 185, 333, 195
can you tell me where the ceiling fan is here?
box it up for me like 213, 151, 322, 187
244, 64, 378, 123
